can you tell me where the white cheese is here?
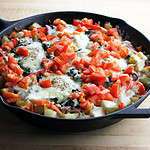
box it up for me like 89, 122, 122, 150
64, 24, 76, 33
109, 56, 127, 70
19, 42, 46, 72
77, 48, 91, 60
73, 32, 90, 49
119, 86, 135, 107
28, 75, 81, 103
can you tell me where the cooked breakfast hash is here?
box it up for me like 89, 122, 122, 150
0, 18, 149, 119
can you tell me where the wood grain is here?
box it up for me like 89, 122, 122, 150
0, 0, 150, 150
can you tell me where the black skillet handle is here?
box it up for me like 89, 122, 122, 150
114, 108, 150, 118
0, 18, 18, 33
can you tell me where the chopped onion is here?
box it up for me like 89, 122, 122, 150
45, 25, 52, 35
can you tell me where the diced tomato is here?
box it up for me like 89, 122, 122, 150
107, 28, 119, 39
59, 63, 70, 73
90, 33, 104, 45
119, 102, 125, 110
53, 18, 67, 26
16, 47, 28, 57
47, 35, 56, 41
111, 81, 120, 98
12, 38, 18, 47
57, 24, 65, 32
9, 32, 17, 39
37, 27, 47, 34
42, 58, 54, 70
89, 65, 97, 73
88, 95, 101, 106
80, 100, 92, 111
90, 68, 106, 84
0, 48, 7, 61
81, 18, 93, 25
111, 61, 122, 72
71, 91, 81, 99
8, 54, 18, 64
2, 91, 21, 103
92, 42, 100, 50
102, 62, 114, 69
54, 57, 65, 66
9, 63, 23, 76
21, 104, 34, 112
120, 47, 129, 58
39, 79, 51, 88
119, 74, 130, 85
5, 82, 18, 87
73, 19, 107, 33
123, 65, 134, 74
98, 90, 114, 101
47, 46, 57, 54
134, 81, 146, 95
6, 73, 20, 83
111, 72, 119, 81
110, 51, 121, 59
23, 30, 32, 38
49, 102, 62, 114
75, 26, 87, 32
126, 80, 133, 92
18, 76, 31, 89
85, 84, 100, 95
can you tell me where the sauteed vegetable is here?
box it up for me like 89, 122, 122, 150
0, 18, 149, 119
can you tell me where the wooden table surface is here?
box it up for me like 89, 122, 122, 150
0, 0, 150, 149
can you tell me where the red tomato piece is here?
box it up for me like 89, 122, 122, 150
2, 91, 21, 103
8, 54, 18, 64
80, 100, 92, 111
134, 81, 146, 95
9, 63, 23, 76
18, 76, 31, 89
90, 68, 106, 84
111, 81, 120, 98
123, 65, 134, 74
16, 47, 28, 57
39, 79, 51, 88
85, 84, 100, 95
119, 74, 130, 85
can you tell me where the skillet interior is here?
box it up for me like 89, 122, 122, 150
0, 11, 150, 132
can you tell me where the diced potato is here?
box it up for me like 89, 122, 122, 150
134, 61, 145, 72
14, 32, 24, 38
130, 96, 140, 103
44, 107, 57, 118
0, 88, 8, 93
16, 99, 31, 106
104, 23, 112, 29
128, 54, 140, 64
61, 113, 79, 119
137, 52, 147, 61
2, 35, 10, 43
90, 106, 105, 117
101, 100, 119, 114
29, 22, 41, 30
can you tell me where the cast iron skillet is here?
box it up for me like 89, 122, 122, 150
0, 11, 150, 132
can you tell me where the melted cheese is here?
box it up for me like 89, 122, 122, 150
28, 75, 81, 103
19, 42, 45, 72
119, 86, 135, 107
73, 33, 90, 49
